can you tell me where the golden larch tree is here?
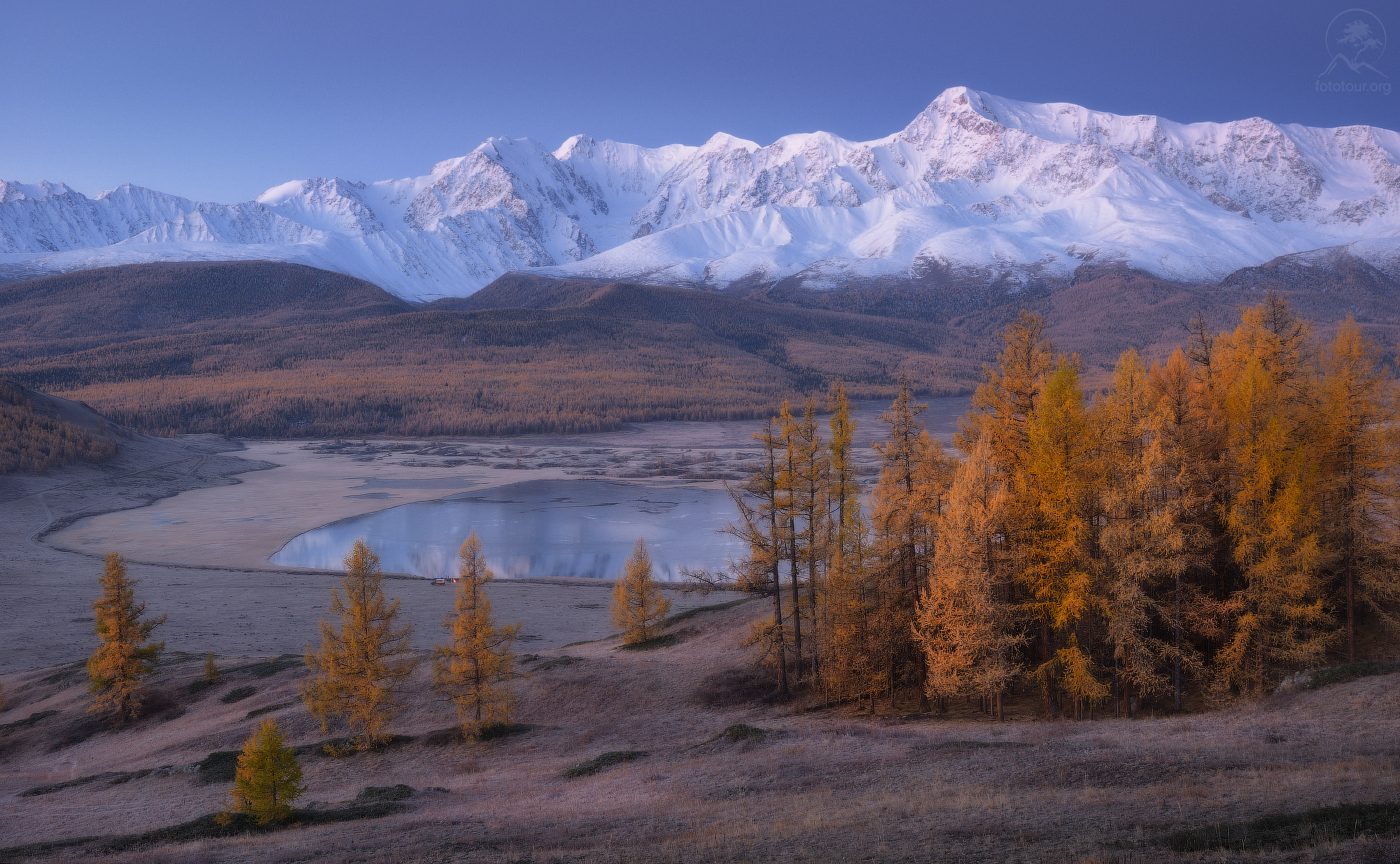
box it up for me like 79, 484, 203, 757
433, 531, 521, 737
828, 381, 862, 562
87, 552, 165, 722
820, 383, 879, 707
1318, 317, 1400, 660
1096, 347, 1213, 715
1143, 347, 1216, 711
612, 537, 672, 645
1021, 359, 1107, 718
956, 309, 1055, 474
224, 718, 305, 825
1214, 297, 1332, 697
820, 516, 879, 708
868, 378, 952, 705
776, 401, 807, 681
302, 539, 419, 749
1097, 348, 1160, 717
1142, 347, 1220, 711
914, 437, 1022, 718
725, 417, 790, 694
793, 399, 831, 685
780, 399, 830, 684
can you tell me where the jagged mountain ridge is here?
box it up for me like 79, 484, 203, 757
2, 87, 1398, 302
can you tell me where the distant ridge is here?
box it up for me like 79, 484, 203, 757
2, 87, 1398, 301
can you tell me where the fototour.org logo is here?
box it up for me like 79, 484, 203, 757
1317, 8, 1390, 94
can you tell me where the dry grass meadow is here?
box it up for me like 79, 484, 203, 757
1, 596, 1397, 864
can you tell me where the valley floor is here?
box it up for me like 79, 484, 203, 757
0, 599, 1396, 863
3, 416, 1397, 862
1, 401, 962, 674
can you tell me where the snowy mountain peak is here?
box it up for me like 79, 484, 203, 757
4, 87, 1399, 300
0, 180, 79, 204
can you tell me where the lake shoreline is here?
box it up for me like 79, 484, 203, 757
52, 397, 969, 576
4, 399, 966, 672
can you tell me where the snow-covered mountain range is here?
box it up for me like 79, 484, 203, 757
3, 87, 1399, 302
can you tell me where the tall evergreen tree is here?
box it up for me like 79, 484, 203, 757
1215, 298, 1332, 697
434, 531, 521, 736
303, 539, 419, 749
87, 552, 165, 722
1318, 318, 1400, 660
869, 378, 950, 705
1021, 359, 1106, 718
726, 418, 790, 695
914, 438, 1021, 718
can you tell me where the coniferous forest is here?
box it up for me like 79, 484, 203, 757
0, 378, 117, 474
728, 294, 1400, 716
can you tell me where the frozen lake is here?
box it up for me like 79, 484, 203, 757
270, 479, 744, 581
268, 396, 972, 581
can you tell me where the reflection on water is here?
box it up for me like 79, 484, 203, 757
271, 480, 742, 581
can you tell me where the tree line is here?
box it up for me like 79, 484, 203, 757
727, 295, 1400, 717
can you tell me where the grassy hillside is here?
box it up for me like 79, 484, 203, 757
1, 600, 1397, 862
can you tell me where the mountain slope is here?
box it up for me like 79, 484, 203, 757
6, 255, 1400, 437
0, 262, 412, 365
3, 88, 1399, 301
0, 269, 977, 437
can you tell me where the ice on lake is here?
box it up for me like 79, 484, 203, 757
270, 479, 743, 581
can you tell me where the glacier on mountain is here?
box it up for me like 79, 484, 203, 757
2, 87, 1398, 301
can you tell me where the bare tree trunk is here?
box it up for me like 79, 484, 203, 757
1123, 644, 1133, 719
917, 649, 930, 712
1347, 444, 1357, 664
790, 547, 802, 684
1041, 614, 1053, 718
1347, 541, 1356, 664
773, 563, 788, 697
1174, 572, 1182, 712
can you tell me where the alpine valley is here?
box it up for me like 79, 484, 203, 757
3, 86, 1399, 302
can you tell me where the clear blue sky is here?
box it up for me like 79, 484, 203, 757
2, 0, 1394, 203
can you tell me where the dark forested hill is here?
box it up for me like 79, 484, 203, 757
5, 258, 1399, 438
0, 377, 118, 473
0, 261, 412, 363
1, 264, 980, 437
